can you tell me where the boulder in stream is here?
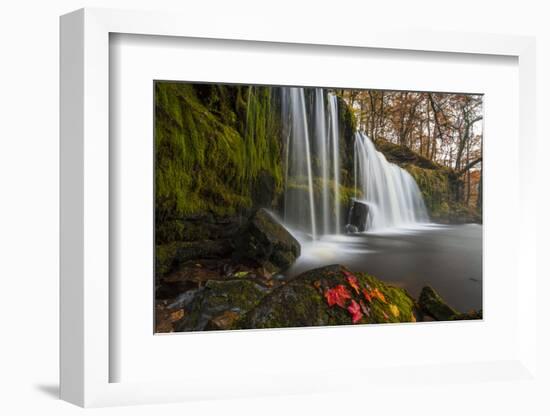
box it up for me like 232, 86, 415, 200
235, 208, 301, 273
347, 200, 369, 232
238, 264, 418, 329
418, 286, 459, 320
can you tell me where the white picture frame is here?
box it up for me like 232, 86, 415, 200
60, 7, 538, 408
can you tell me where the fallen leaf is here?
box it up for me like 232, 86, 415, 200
169, 309, 184, 321
410, 313, 416, 322
347, 300, 363, 324
373, 288, 387, 304
383, 311, 389, 320
389, 304, 400, 318
362, 288, 372, 303
209, 310, 240, 330
234, 271, 249, 278
346, 276, 361, 294
324, 285, 351, 308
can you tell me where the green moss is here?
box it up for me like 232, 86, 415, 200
155, 243, 178, 278
155, 82, 283, 222
405, 164, 450, 216
418, 286, 458, 320
240, 264, 417, 329
175, 279, 268, 331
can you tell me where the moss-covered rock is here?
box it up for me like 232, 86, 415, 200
235, 208, 301, 273
418, 286, 458, 320
239, 264, 418, 329
156, 214, 246, 245
376, 139, 440, 170
418, 286, 482, 321
155, 240, 233, 279
173, 279, 269, 331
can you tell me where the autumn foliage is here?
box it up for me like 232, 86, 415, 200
323, 269, 409, 325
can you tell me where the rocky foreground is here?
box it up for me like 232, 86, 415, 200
155, 208, 481, 332
156, 264, 481, 332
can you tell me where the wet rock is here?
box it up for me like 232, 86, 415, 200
345, 224, 359, 234
168, 287, 203, 310
418, 286, 458, 321
239, 264, 418, 329
452, 310, 483, 320
347, 200, 369, 232
173, 279, 268, 332
235, 208, 301, 273
155, 240, 233, 278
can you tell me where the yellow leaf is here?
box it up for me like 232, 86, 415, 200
389, 304, 400, 318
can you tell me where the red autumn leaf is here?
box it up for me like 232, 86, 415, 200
346, 276, 361, 294
362, 288, 372, 303
324, 285, 351, 308
347, 300, 363, 324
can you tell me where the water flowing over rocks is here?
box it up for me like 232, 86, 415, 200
353, 132, 429, 230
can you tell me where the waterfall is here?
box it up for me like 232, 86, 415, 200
282, 87, 342, 239
281, 87, 427, 238
315, 89, 330, 235
328, 94, 341, 234
283, 87, 317, 240
353, 132, 429, 230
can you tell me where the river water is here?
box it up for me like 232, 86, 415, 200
286, 223, 482, 313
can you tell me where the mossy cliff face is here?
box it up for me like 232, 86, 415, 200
375, 139, 481, 223
155, 82, 283, 231
155, 83, 288, 282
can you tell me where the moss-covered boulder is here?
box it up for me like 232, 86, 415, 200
238, 264, 418, 329
418, 286, 482, 321
173, 279, 269, 331
418, 286, 458, 320
235, 208, 301, 273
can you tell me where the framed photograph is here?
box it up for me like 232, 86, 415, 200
60, 8, 538, 408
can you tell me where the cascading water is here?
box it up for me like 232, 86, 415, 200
353, 132, 429, 230
282, 87, 428, 239
283, 87, 342, 239
283, 87, 318, 240
328, 94, 341, 233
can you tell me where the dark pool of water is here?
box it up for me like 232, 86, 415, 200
286, 223, 482, 313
